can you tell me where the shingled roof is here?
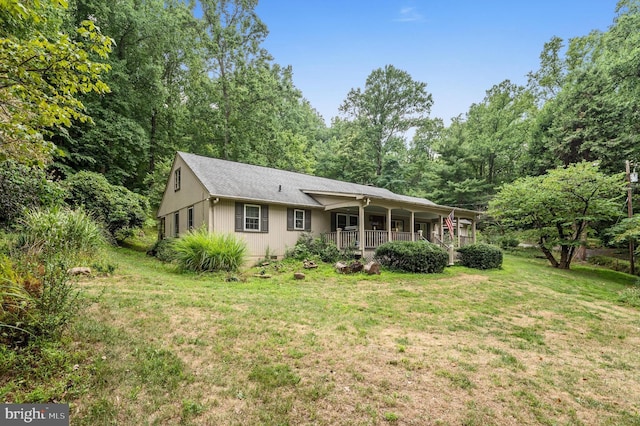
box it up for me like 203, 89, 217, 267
179, 151, 441, 210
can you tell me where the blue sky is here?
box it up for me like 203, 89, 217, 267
254, 1, 619, 125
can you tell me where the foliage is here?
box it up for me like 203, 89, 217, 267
173, 228, 247, 273
64, 171, 149, 242
489, 162, 625, 269
607, 215, 640, 247
15, 207, 106, 266
337, 64, 432, 183
375, 241, 448, 273
3, 207, 105, 345
148, 238, 178, 263
457, 243, 504, 270
618, 287, 640, 307
0, 160, 64, 228
587, 255, 639, 276
499, 236, 520, 250
0, 0, 112, 165
285, 233, 340, 263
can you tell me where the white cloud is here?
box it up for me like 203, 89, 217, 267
394, 7, 424, 22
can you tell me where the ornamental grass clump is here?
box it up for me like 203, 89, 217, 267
173, 228, 247, 273
375, 241, 448, 273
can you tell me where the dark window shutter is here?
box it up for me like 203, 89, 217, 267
261, 205, 269, 233
287, 208, 294, 231
235, 202, 243, 231
331, 213, 336, 232
304, 209, 311, 231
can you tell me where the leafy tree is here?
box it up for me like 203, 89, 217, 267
488, 162, 625, 269
0, 0, 112, 165
338, 65, 433, 179
54, 0, 197, 189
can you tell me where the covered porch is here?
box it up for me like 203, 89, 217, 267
307, 191, 478, 257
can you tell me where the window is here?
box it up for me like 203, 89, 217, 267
174, 168, 181, 191
391, 220, 404, 232
159, 217, 165, 240
244, 204, 260, 231
287, 208, 311, 231
188, 206, 194, 230
235, 202, 268, 233
174, 212, 179, 237
336, 213, 358, 230
294, 209, 305, 230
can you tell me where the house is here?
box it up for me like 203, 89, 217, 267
157, 152, 479, 262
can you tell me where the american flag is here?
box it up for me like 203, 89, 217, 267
445, 210, 455, 235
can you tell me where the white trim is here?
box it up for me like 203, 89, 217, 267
244, 204, 261, 231
293, 209, 305, 230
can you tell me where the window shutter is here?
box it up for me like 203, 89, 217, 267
235, 202, 243, 231
331, 213, 336, 232
304, 209, 311, 231
287, 208, 294, 231
261, 205, 269, 233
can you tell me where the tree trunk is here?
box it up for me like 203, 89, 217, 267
539, 236, 559, 268
149, 109, 157, 173
558, 246, 572, 269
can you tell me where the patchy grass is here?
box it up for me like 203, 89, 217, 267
3, 249, 640, 425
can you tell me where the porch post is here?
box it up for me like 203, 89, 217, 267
387, 208, 392, 243
336, 228, 342, 250
410, 211, 415, 241
439, 215, 444, 242
456, 214, 461, 247
359, 204, 366, 258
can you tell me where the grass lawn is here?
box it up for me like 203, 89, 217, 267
6, 248, 640, 425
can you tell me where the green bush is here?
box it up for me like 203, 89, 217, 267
148, 238, 178, 263
173, 228, 247, 272
587, 255, 639, 276
499, 236, 520, 250
286, 233, 340, 263
457, 243, 503, 270
374, 241, 448, 273
64, 171, 149, 242
0, 160, 64, 228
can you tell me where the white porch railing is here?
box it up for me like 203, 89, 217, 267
323, 230, 422, 249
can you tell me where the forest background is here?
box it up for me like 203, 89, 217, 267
2, 0, 640, 218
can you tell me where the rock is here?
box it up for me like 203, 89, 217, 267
349, 261, 363, 273
294, 272, 305, 280
364, 261, 381, 275
335, 261, 348, 273
303, 260, 318, 269
67, 267, 91, 276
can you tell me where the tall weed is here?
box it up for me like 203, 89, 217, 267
173, 228, 247, 272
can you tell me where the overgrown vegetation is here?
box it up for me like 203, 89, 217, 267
375, 241, 448, 273
1, 208, 106, 346
172, 228, 247, 273
457, 243, 504, 270
285, 233, 341, 263
64, 171, 149, 242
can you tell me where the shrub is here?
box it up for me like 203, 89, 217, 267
64, 171, 149, 242
0, 160, 64, 228
457, 243, 503, 270
173, 228, 247, 272
499, 236, 520, 250
375, 241, 448, 273
148, 238, 178, 263
286, 233, 340, 263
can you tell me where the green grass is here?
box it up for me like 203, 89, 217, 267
2, 250, 640, 425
